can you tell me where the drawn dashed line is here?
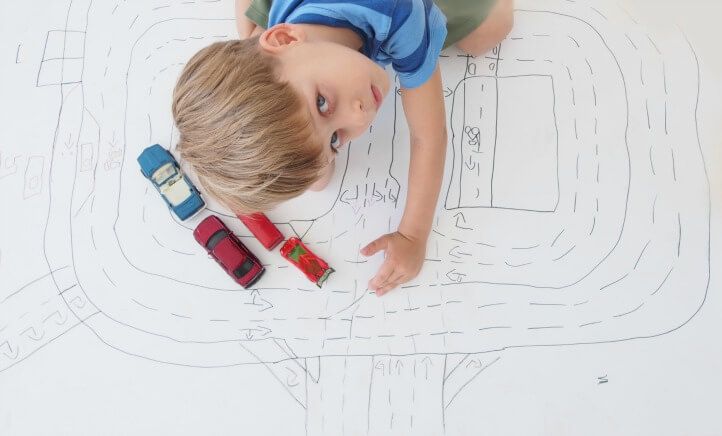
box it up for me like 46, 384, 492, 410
579, 321, 601, 328
613, 302, 644, 318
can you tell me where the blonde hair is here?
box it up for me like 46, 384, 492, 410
172, 38, 326, 214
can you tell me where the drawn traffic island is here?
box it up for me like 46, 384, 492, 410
0, 0, 710, 435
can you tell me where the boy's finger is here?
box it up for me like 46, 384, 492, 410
376, 280, 400, 296
377, 273, 403, 291
368, 261, 395, 290
361, 235, 389, 256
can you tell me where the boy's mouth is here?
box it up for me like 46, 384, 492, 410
371, 85, 382, 110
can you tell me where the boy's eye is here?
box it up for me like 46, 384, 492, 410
317, 94, 329, 114
330, 132, 341, 151
317, 94, 341, 152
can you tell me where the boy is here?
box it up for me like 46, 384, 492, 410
172, 0, 513, 296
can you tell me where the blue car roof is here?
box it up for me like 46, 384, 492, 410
138, 144, 175, 177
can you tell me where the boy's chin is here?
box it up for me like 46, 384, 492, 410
307, 179, 330, 192
308, 170, 333, 192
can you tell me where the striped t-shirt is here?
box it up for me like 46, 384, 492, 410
267, 0, 448, 89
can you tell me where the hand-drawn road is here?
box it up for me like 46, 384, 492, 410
0, 1, 710, 434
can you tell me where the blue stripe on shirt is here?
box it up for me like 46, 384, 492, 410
268, 0, 447, 88
286, 2, 392, 40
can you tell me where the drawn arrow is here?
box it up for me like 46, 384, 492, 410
443, 87, 453, 97
241, 325, 272, 340
285, 367, 300, 387
464, 155, 477, 171
449, 246, 472, 258
22, 326, 45, 341
446, 269, 466, 283
306, 357, 321, 383
453, 212, 472, 230
395, 360, 404, 375
248, 290, 273, 312
70, 296, 86, 309
340, 186, 359, 205
43, 309, 68, 326
372, 188, 385, 202
465, 359, 482, 369
64, 133, 74, 149
0, 341, 19, 360
257, 298, 273, 312
374, 360, 386, 374
421, 356, 433, 380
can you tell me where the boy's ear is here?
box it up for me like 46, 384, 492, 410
259, 23, 306, 54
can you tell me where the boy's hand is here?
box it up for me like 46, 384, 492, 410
361, 231, 426, 296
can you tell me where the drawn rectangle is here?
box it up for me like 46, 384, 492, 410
492, 75, 558, 212
43, 30, 85, 60
23, 155, 44, 198
61, 58, 84, 83
43, 31, 66, 60
37, 58, 63, 86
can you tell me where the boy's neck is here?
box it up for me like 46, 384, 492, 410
295, 23, 363, 52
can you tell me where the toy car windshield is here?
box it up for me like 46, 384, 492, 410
151, 162, 176, 185
152, 164, 192, 207
234, 259, 255, 278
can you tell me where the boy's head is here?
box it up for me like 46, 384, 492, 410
172, 24, 389, 213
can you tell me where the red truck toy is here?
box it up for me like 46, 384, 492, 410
280, 237, 334, 287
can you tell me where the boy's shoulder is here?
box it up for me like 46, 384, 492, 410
268, 0, 447, 88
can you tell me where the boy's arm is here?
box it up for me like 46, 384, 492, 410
398, 62, 447, 240
361, 62, 447, 295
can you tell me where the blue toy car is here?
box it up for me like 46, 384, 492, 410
137, 144, 205, 220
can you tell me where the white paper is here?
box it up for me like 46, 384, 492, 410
1, 1, 720, 435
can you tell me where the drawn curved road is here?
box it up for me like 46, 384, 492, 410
0, 1, 711, 434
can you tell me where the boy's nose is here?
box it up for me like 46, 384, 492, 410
350, 97, 369, 123
355, 98, 366, 113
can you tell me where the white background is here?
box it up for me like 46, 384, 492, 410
1, 0, 721, 435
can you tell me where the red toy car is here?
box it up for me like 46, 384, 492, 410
194, 215, 265, 288
280, 237, 334, 287
236, 212, 284, 250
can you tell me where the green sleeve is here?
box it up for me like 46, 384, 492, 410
244, 0, 272, 29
